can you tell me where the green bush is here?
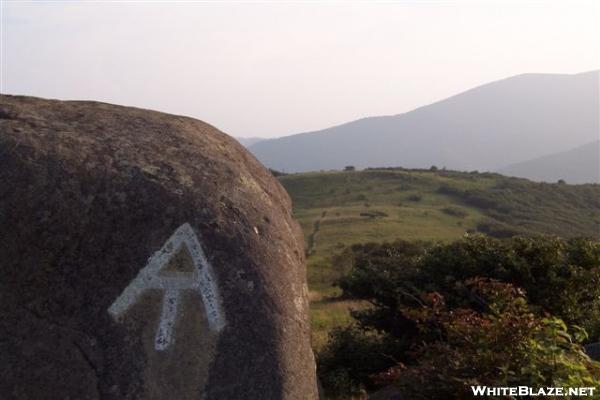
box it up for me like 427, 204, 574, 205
319, 235, 600, 396
441, 206, 468, 218
406, 194, 422, 202
417, 235, 600, 339
317, 326, 407, 398
359, 211, 388, 219
379, 279, 600, 399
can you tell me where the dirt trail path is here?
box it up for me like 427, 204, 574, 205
306, 210, 328, 256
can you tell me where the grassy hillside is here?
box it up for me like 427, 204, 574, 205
279, 168, 600, 348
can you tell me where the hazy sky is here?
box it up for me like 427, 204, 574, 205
1, 1, 599, 138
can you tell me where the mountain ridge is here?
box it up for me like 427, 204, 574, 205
498, 140, 600, 184
235, 137, 266, 147
248, 71, 599, 177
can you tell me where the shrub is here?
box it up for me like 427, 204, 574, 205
476, 219, 524, 238
318, 326, 407, 398
320, 236, 600, 396
377, 279, 600, 399
414, 236, 600, 339
407, 194, 422, 202
359, 211, 388, 219
442, 206, 468, 218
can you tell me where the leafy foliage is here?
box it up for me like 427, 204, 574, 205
416, 236, 600, 339
341, 235, 600, 341
441, 206, 468, 218
318, 235, 600, 397
376, 279, 600, 399
317, 327, 404, 399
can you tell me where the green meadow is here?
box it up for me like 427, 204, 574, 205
279, 168, 600, 349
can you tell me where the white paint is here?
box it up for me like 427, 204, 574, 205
108, 223, 226, 351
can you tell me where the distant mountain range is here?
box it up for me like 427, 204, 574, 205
235, 137, 265, 147
499, 141, 599, 184
248, 71, 599, 182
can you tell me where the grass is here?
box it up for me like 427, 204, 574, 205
279, 168, 600, 350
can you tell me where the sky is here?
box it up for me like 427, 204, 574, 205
1, 1, 599, 139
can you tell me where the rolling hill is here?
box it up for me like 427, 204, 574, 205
499, 140, 599, 184
279, 169, 600, 347
249, 71, 599, 176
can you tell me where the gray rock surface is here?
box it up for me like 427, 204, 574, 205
0, 94, 318, 399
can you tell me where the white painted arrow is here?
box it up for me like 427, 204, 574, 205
108, 223, 226, 351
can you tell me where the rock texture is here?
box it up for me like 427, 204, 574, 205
0, 95, 318, 399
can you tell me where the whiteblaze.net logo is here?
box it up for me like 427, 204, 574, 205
471, 386, 596, 397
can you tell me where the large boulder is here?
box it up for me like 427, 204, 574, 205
0, 95, 318, 399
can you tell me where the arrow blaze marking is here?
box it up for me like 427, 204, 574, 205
108, 223, 226, 351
